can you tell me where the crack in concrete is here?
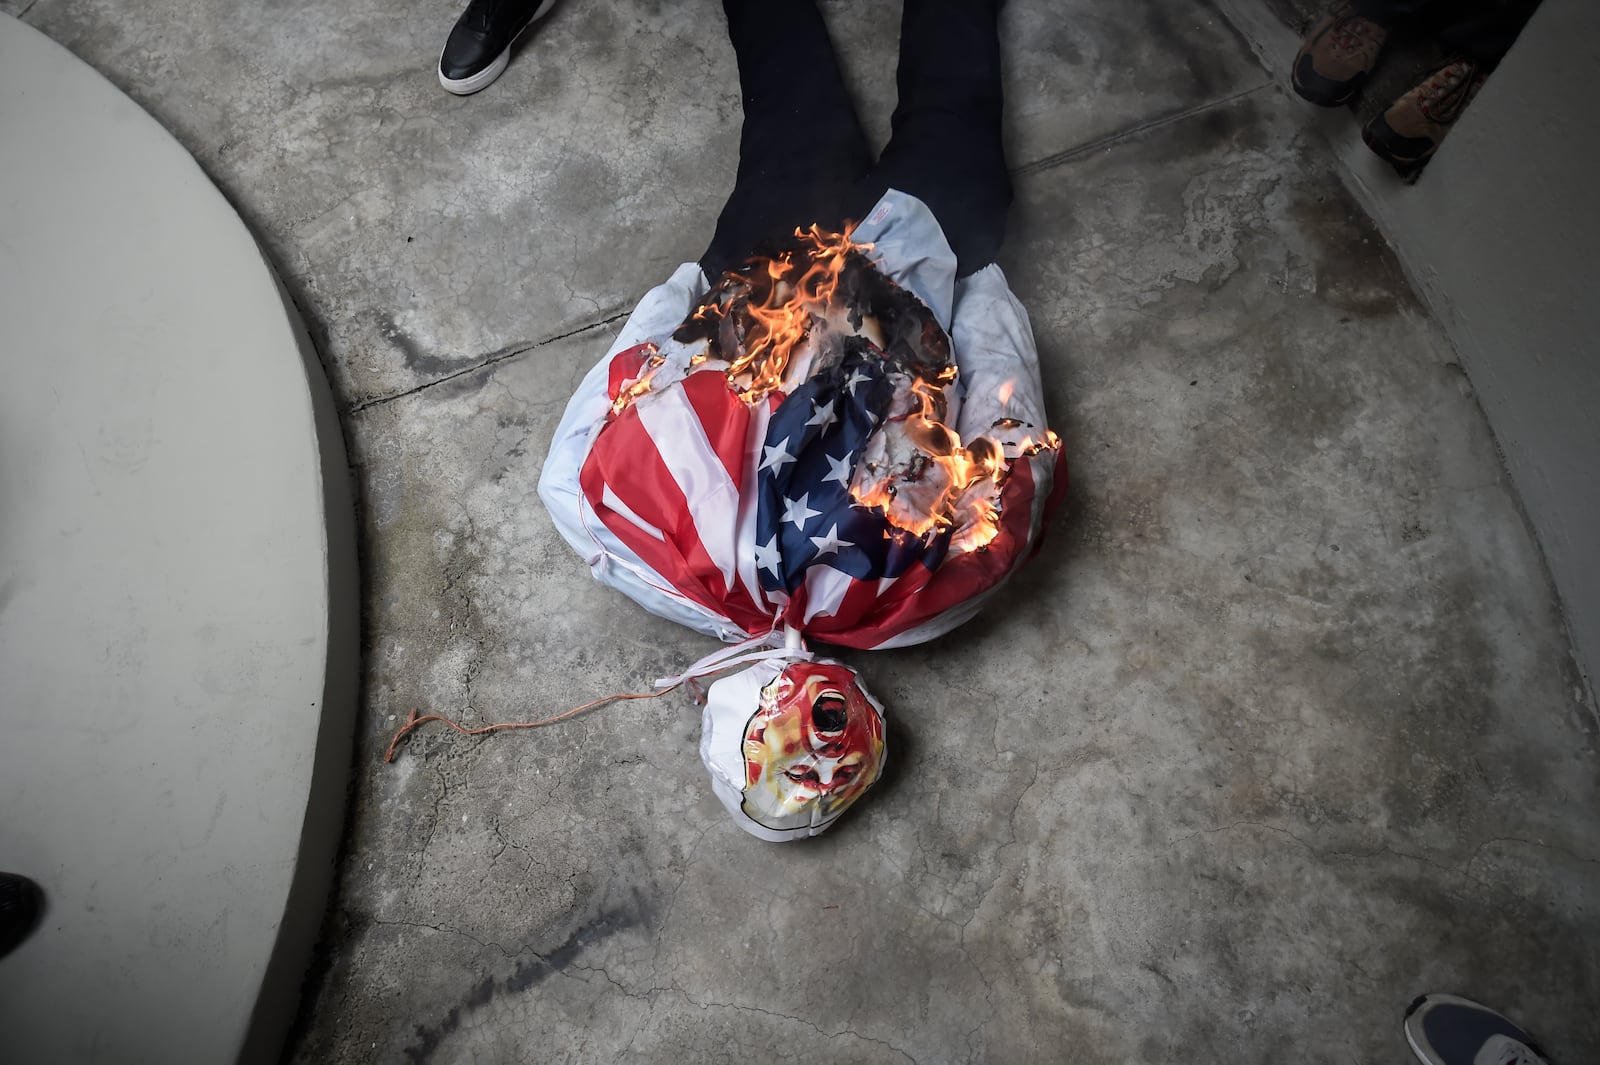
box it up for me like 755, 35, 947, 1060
1465, 835, 1600, 868
1164, 820, 1600, 886
1011, 81, 1274, 177
347, 309, 629, 415
367, 915, 536, 961
958, 756, 1040, 1060
487, 815, 542, 875
648, 822, 716, 985
411, 766, 451, 887
442, 509, 488, 725
559, 965, 922, 1064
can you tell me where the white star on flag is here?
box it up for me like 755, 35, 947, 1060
823, 451, 853, 488
843, 368, 871, 396
805, 399, 839, 431
753, 534, 781, 576
781, 493, 820, 530
759, 437, 796, 473
809, 523, 854, 555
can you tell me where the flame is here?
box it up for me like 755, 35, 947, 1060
850, 380, 998, 547
849, 378, 1061, 550
691, 224, 866, 402
611, 347, 665, 415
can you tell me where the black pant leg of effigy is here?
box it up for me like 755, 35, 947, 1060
700, 0, 874, 280
857, 0, 1013, 279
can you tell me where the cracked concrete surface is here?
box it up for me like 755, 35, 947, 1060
13, 0, 1599, 1061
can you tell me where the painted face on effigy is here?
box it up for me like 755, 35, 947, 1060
740, 661, 885, 833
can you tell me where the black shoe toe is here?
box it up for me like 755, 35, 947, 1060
1362, 113, 1436, 174
440, 28, 496, 81
1292, 53, 1363, 107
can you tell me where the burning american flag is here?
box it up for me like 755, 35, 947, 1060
546, 203, 1064, 652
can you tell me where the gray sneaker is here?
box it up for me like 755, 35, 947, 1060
1404, 994, 1551, 1065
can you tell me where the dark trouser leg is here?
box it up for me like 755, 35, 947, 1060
1436, 0, 1540, 67
1350, 0, 1436, 22
856, 0, 1011, 278
1351, 0, 1541, 66
700, 0, 873, 280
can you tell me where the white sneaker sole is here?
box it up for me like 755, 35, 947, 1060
437, 0, 557, 96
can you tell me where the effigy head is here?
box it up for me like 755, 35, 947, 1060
699, 657, 887, 841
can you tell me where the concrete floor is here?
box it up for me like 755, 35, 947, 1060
12, 0, 1599, 1061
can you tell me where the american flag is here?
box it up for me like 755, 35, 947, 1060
578, 342, 1064, 651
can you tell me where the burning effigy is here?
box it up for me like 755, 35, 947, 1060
539, 192, 1065, 841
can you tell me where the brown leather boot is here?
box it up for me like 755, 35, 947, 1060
1363, 58, 1488, 175
1292, 1, 1389, 106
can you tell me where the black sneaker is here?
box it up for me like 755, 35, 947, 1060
1404, 994, 1551, 1065
438, 0, 557, 96
0, 872, 42, 958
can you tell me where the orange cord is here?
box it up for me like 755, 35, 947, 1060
383, 683, 682, 763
